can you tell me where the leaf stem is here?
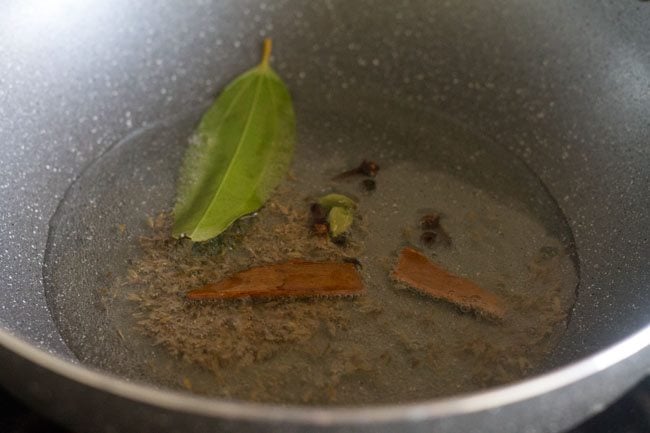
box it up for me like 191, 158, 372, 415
261, 38, 272, 69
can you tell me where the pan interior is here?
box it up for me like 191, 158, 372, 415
43, 99, 578, 405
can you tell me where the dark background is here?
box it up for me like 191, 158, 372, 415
1, 378, 648, 433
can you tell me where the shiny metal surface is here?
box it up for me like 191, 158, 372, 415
0, 0, 648, 432
1, 325, 648, 432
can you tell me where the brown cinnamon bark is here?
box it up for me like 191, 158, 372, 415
392, 247, 506, 319
187, 260, 364, 300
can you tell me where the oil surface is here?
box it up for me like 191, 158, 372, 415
44, 105, 578, 405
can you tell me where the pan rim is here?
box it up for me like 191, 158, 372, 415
0, 324, 648, 425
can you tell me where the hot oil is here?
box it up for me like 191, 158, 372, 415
44, 105, 578, 405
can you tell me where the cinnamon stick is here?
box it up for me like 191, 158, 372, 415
187, 260, 364, 300
391, 247, 506, 319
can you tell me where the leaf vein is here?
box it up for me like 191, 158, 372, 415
189, 71, 266, 238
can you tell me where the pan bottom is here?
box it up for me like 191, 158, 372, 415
43, 104, 578, 404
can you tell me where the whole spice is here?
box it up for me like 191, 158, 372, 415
312, 223, 329, 237
391, 247, 506, 320
317, 193, 357, 209
420, 231, 437, 248
416, 211, 451, 247
315, 193, 356, 241
333, 159, 380, 180
420, 213, 440, 230
327, 206, 354, 238
173, 38, 295, 241
361, 179, 376, 192
186, 260, 364, 300
309, 203, 328, 223
309, 203, 329, 236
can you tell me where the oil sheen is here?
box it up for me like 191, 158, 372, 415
44, 105, 578, 405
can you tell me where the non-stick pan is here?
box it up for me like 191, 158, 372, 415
0, 1, 648, 432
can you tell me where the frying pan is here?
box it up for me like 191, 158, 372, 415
1, 0, 648, 432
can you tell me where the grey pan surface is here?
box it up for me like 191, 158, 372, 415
0, 0, 648, 432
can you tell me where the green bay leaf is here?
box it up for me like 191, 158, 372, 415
173, 39, 295, 241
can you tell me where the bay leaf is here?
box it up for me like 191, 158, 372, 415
173, 38, 295, 241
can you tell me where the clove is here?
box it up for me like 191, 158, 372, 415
420, 231, 437, 248
309, 203, 329, 236
420, 213, 440, 230
333, 159, 380, 180
417, 211, 451, 247
361, 179, 376, 192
